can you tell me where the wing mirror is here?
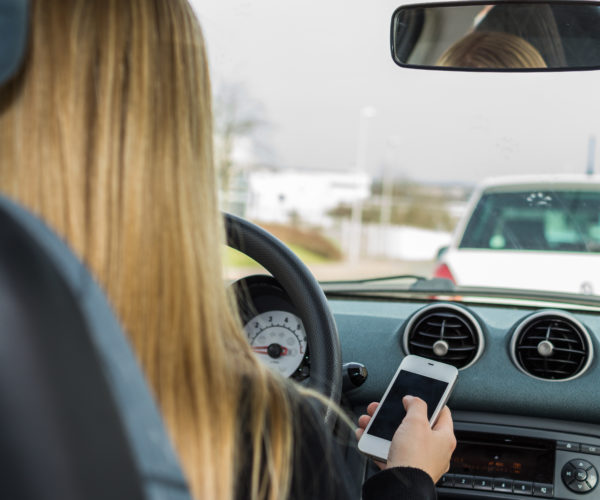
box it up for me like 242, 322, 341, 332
391, 1, 600, 71
436, 245, 449, 261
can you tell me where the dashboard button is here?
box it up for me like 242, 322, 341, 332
473, 477, 493, 491
557, 441, 580, 452
572, 481, 590, 493
533, 483, 553, 497
493, 479, 513, 493
438, 474, 454, 487
586, 467, 597, 489
571, 459, 593, 471
514, 481, 533, 495
564, 462, 598, 493
576, 468, 588, 482
454, 475, 473, 488
582, 444, 600, 455
562, 463, 576, 484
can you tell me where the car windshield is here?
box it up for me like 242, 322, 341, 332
460, 190, 600, 252
194, 0, 600, 298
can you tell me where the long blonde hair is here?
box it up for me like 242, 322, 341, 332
0, 1, 296, 498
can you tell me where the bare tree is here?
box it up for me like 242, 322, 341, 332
213, 82, 265, 208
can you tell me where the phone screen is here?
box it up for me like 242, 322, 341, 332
366, 370, 449, 441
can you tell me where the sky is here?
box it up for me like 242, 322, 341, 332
191, 0, 600, 184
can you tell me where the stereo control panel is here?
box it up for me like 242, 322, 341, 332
436, 423, 600, 499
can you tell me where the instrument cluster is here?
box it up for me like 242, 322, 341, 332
232, 275, 310, 381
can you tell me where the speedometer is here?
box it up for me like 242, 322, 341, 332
244, 310, 307, 377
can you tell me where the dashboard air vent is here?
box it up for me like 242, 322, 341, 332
511, 311, 593, 381
403, 304, 484, 369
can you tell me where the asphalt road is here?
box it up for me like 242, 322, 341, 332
225, 258, 435, 283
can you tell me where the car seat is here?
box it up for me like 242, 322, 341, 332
0, 197, 192, 500
0, 3, 190, 498
502, 218, 549, 250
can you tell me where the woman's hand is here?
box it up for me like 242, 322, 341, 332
355, 396, 456, 483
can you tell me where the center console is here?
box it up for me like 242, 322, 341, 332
437, 420, 600, 499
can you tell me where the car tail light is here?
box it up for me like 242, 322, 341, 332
433, 262, 456, 283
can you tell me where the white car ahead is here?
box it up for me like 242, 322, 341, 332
434, 175, 600, 295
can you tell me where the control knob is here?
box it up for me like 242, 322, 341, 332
562, 459, 598, 494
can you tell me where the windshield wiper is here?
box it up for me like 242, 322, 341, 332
319, 274, 427, 286
321, 276, 456, 294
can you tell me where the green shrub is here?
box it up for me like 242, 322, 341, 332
258, 223, 342, 260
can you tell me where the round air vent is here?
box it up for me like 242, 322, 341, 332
511, 311, 594, 381
403, 304, 484, 369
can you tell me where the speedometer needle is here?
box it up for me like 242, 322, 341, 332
252, 345, 288, 356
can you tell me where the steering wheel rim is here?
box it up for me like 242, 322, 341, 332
225, 213, 342, 426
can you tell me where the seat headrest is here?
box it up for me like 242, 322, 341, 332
0, 196, 191, 500
0, 0, 28, 85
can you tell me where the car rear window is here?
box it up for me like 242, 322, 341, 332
459, 190, 600, 252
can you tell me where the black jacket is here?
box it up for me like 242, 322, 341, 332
246, 390, 438, 500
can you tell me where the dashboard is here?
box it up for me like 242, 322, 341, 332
234, 273, 600, 499
330, 297, 598, 423
330, 294, 600, 499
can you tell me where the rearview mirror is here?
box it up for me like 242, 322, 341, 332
391, 1, 600, 71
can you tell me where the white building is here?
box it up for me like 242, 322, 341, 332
245, 168, 371, 227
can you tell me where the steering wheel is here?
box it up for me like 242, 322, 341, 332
225, 213, 342, 426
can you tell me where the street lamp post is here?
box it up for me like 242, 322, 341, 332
348, 106, 376, 262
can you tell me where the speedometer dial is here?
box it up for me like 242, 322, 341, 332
244, 310, 307, 377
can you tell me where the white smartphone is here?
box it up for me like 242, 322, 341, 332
358, 354, 458, 462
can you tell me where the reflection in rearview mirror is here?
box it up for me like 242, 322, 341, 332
391, 1, 600, 71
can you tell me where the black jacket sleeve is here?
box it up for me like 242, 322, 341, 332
363, 467, 437, 500
288, 393, 437, 500
288, 395, 361, 499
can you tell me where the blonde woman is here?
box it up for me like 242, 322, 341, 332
437, 31, 548, 69
0, 1, 455, 499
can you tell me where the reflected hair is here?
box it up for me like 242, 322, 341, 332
475, 4, 566, 67
437, 31, 548, 69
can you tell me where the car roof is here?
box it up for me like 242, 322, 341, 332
478, 174, 600, 192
